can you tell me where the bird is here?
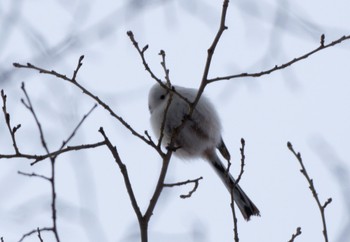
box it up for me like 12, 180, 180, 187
148, 83, 260, 221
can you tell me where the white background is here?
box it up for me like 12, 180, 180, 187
0, 0, 349, 242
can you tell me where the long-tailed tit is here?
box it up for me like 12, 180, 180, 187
148, 83, 260, 221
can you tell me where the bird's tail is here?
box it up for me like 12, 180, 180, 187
205, 151, 260, 221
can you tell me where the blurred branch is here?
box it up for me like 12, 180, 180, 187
164, 176, 203, 199
208, 34, 350, 83
287, 142, 331, 242
288, 227, 302, 242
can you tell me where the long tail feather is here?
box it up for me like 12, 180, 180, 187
205, 150, 260, 221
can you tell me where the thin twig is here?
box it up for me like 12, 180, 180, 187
13, 58, 160, 155
58, 103, 98, 153
17, 171, 51, 181
126, 31, 163, 86
98, 127, 143, 220
288, 227, 302, 242
72, 55, 84, 82
287, 142, 331, 242
1, 89, 21, 154
235, 138, 246, 185
0, 141, 106, 163
159, 50, 171, 86
18, 227, 53, 242
208, 34, 350, 83
157, 87, 174, 150
164, 176, 203, 199
20, 83, 60, 242
188, 0, 230, 128
126, 32, 191, 106
21, 82, 50, 154
230, 189, 239, 242
37, 228, 44, 242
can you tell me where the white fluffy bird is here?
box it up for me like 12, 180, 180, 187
148, 83, 260, 220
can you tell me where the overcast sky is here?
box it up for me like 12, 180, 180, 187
0, 0, 350, 242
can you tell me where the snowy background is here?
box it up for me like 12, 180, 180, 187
0, 0, 349, 241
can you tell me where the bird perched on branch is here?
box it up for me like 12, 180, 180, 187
148, 83, 260, 221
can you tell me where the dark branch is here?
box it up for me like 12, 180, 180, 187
288, 227, 302, 242
98, 127, 143, 221
159, 50, 171, 86
58, 103, 97, 154
18, 171, 51, 181
0, 141, 106, 164
126, 31, 163, 86
164, 176, 203, 199
208, 34, 350, 83
37, 228, 44, 242
1, 89, 20, 154
287, 142, 331, 242
13, 57, 159, 154
72, 55, 84, 82
18, 227, 53, 242
235, 138, 246, 185
21, 82, 50, 155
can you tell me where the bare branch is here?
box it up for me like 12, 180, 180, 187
157, 88, 174, 150
126, 31, 163, 86
235, 138, 246, 185
37, 228, 44, 242
13, 58, 159, 154
202, 0, 229, 84
208, 34, 350, 83
159, 50, 171, 86
18, 227, 53, 242
0, 141, 106, 164
21, 82, 50, 155
230, 189, 239, 242
288, 227, 302, 242
72, 55, 84, 82
98, 127, 143, 220
1, 89, 21, 154
58, 103, 98, 152
287, 142, 331, 242
18, 171, 51, 181
164, 176, 203, 199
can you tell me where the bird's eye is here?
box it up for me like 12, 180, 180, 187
160, 94, 165, 100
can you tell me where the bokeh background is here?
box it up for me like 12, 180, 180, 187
0, 0, 349, 241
